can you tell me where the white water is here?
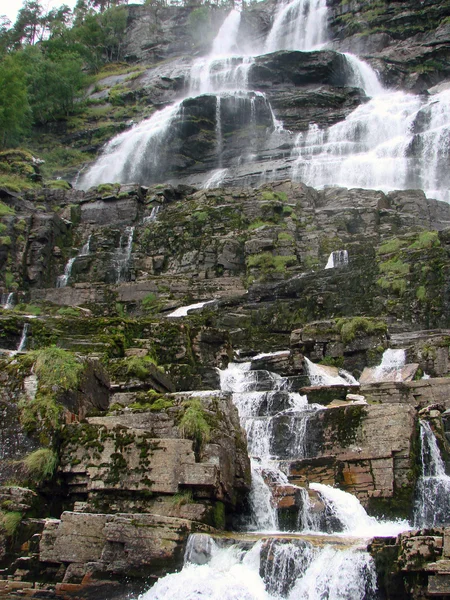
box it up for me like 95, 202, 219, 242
305, 357, 358, 386
167, 300, 215, 318
17, 323, 29, 353
143, 205, 161, 224
115, 226, 135, 283
414, 420, 450, 527
204, 168, 228, 189
265, 0, 328, 53
56, 236, 91, 288
311, 483, 410, 537
325, 250, 348, 270
373, 348, 406, 382
2, 292, 15, 309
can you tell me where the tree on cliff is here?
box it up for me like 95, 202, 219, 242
0, 55, 30, 148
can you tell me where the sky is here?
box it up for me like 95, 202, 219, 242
1, 0, 79, 25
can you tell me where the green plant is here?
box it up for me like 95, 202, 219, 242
0, 511, 22, 536
45, 179, 71, 190
377, 238, 405, 254
125, 355, 158, 380
335, 317, 387, 344
408, 231, 440, 250
31, 346, 84, 392
171, 489, 193, 507
18, 392, 64, 443
0, 201, 14, 216
179, 399, 210, 454
23, 448, 58, 483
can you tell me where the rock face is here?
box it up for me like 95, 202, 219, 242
2, 0, 450, 596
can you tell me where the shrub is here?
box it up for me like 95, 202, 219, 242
335, 317, 387, 344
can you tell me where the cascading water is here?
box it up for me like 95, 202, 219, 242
414, 420, 450, 527
325, 249, 348, 270
2, 292, 15, 309
139, 356, 415, 598
115, 226, 134, 283
305, 356, 358, 386
264, 0, 328, 53
372, 348, 405, 382
16, 323, 29, 353
56, 236, 91, 288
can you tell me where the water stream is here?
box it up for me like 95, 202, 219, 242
56, 235, 91, 288
414, 420, 450, 527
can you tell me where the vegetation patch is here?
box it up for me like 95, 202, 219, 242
0, 511, 22, 537
179, 398, 211, 456
335, 317, 387, 344
22, 448, 58, 484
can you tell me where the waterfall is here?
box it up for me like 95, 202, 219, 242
305, 357, 358, 386
325, 250, 348, 270
78, 101, 184, 190
17, 323, 29, 353
143, 205, 161, 224
56, 257, 76, 288
373, 349, 405, 382
167, 300, 215, 318
414, 420, 450, 527
115, 226, 135, 283
2, 292, 15, 309
264, 0, 329, 53
56, 236, 91, 288
204, 168, 228, 189
343, 53, 384, 97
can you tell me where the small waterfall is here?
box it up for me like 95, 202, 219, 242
167, 300, 215, 318
17, 323, 29, 353
143, 205, 161, 224
344, 53, 384, 97
2, 292, 15, 309
56, 257, 76, 288
115, 226, 135, 284
414, 88, 450, 203
265, 0, 329, 52
215, 96, 223, 164
305, 357, 358, 386
204, 168, 229, 189
311, 483, 409, 537
414, 420, 450, 527
56, 236, 91, 288
325, 250, 348, 269
373, 348, 406, 382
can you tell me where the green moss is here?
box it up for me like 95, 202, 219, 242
335, 317, 387, 344
125, 355, 158, 379
213, 501, 226, 529
248, 219, 272, 231
278, 232, 294, 242
45, 180, 71, 190
18, 391, 64, 444
377, 238, 405, 255
0, 202, 14, 217
379, 258, 409, 276
408, 231, 440, 250
0, 236, 11, 246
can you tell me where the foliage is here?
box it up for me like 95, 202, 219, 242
23, 448, 58, 483
0, 202, 14, 216
0, 511, 22, 536
125, 355, 158, 379
0, 54, 30, 147
18, 391, 64, 443
408, 231, 440, 250
179, 398, 210, 454
31, 346, 84, 391
171, 489, 193, 507
335, 317, 387, 344
46, 179, 71, 190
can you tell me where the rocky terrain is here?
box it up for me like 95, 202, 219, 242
1, 0, 450, 598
